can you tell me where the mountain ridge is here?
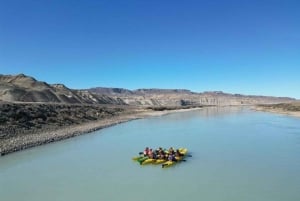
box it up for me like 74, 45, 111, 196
0, 74, 296, 106
87, 87, 296, 106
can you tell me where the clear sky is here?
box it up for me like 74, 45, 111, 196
1, 0, 300, 98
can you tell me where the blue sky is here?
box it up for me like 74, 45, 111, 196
0, 0, 300, 98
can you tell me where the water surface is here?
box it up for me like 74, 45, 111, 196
1, 107, 300, 201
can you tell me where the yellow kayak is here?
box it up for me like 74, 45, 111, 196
178, 148, 188, 155
162, 148, 188, 168
153, 159, 166, 164
141, 158, 156, 165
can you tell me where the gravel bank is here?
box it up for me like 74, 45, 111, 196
0, 103, 201, 156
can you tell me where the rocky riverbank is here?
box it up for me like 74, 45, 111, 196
0, 102, 201, 156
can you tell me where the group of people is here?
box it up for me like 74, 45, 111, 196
142, 147, 184, 162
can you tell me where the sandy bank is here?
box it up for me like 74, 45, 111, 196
0, 107, 202, 156
254, 106, 300, 118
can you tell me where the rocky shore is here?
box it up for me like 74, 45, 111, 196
0, 102, 201, 156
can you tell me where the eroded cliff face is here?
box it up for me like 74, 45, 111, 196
89, 87, 295, 106
0, 74, 296, 106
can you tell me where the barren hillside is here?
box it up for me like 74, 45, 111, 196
0, 74, 125, 105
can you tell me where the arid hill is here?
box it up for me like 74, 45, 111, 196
0, 74, 124, 104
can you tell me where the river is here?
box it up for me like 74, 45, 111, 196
1, 107, 300, 201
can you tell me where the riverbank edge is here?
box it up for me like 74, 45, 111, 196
0, 107, 201, 156
253, 106, 300, 118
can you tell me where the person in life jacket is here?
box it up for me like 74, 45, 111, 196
168, 147, 175, 155
148, 148, 157, 159
157, 147, 165, 159
168, 153, 177, 162
143, 147, 150, 156
175, 149, 184, 157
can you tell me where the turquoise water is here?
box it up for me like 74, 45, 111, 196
1, 107, 300, 201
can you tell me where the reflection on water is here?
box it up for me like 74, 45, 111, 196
0, 107, 300, 201
200, 106, 246, 118
163, 106, 246, 122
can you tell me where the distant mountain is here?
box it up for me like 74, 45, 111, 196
0, 74, 296, 106
0, 74, 125, 104
87, 87, 296, 106
88, 87, 193, 95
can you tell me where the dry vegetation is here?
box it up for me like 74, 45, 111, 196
257, 102, 300, 112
